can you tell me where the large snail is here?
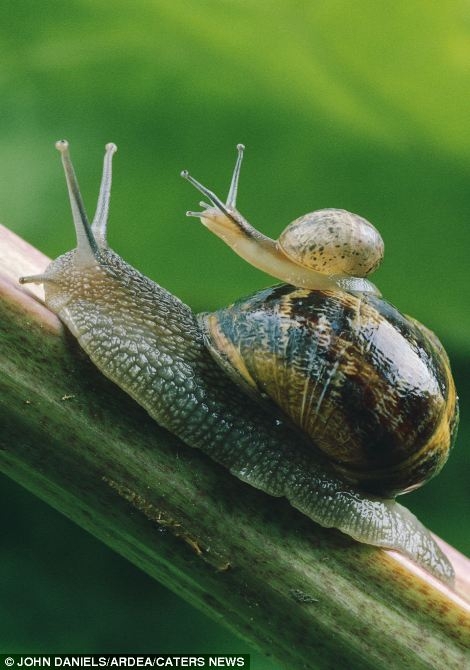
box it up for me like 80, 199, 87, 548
20, 141, 459, 584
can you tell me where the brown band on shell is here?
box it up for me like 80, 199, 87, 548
202, 284, 457, 496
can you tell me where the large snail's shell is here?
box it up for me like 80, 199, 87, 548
199, 285, 458, 497
278, 209, 384, 277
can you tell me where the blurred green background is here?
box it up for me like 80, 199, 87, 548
0, 0, 469, 666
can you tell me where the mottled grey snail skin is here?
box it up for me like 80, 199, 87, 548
20, 141, 456, 584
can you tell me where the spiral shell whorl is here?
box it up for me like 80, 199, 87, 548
201, 285, 457, 497
278, 208, 384, 278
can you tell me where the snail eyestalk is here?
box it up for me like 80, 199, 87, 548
19, 273, 51, 285
180, 170, 234, 221
180, 144, 244, 218
55, 139, 98, 264
91, 142, 117, 248
226, 143, 245, 208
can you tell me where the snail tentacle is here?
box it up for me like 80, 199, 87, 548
91, 142, 117, 248
55, 140, 99, 265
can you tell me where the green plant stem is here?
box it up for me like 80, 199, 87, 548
0, 224, 469, 669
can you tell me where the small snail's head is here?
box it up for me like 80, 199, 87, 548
181, 144, 256, 253
182, 145, 383, 295
20, 140, 118, 314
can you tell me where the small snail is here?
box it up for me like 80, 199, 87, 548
20, 141, 458, 584
182, 144, 383, 297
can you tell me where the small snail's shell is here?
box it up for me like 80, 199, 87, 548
278, 209, 384, 277
200, 284, 458, 497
